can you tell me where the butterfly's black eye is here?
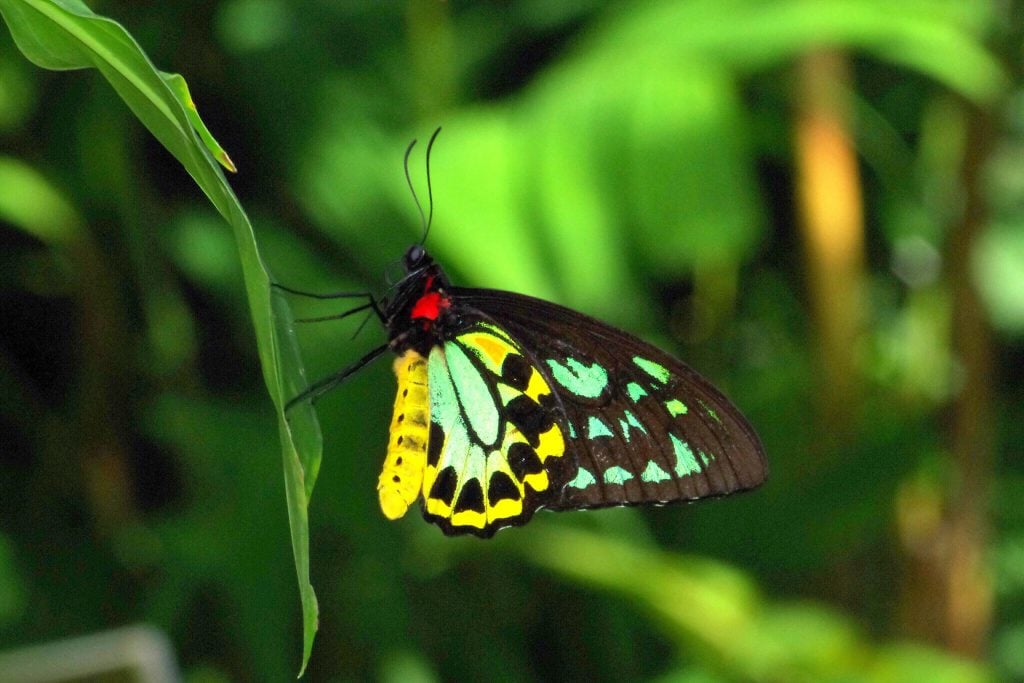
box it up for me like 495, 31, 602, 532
404, 245, 426, 270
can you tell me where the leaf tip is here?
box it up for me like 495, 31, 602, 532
219, 151, 238, 173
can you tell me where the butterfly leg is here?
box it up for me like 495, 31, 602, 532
292, 301, 377, 324
284, 343, 390, 411
271, 282, 385, 322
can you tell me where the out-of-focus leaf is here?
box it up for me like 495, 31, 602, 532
422, 43, 762, 316
165, 209, 243, 297
591, 0, 1005, 103
994, 533, 1024, 598
0, 56, 33, 130
510, 525, 991, 681
378, 650, 438, 683
973, 222, 1024, 334
994, 623, 1024, 681
144, 393, 296, 682
538, 33, 765, 280
0, 0, 319, 672
507, 525, 760, 672
0, 534, 27, 627
215, 0, 293, 54
528, 99, 638, 315
0, 156, 81, 245
426, 113, 562, 302
623, 62, 760, 275
869, 644, 992, 683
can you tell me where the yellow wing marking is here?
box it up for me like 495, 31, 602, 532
451, 508, 486, 529
458, 329, 517, 374
524, 366, 551, 404
535, 423, 564, 462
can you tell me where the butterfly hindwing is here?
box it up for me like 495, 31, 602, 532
420, 323, 572, 536
452, 288, 768, 512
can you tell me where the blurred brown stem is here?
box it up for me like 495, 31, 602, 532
73, 232, 138, 537
901, 103, 994, 658
945, 103, 995, 658
794, 50, 866, 437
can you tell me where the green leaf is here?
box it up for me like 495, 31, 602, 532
0, 0, 320, 673
163, 71, 237, 173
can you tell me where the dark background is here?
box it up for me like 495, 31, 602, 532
1, 1, 1023, 680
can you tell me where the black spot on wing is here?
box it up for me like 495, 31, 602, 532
500, 353, 532, 390
487, 471, 521, 505
430, 466, 457, 505
427, 422, 444, 467
454, 478, 485, 513
505, 395, 554, 447
508, 443, 543, 482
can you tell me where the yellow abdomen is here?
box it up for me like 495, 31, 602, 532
377, 351, 430, 519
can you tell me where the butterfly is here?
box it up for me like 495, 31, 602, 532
285, 131, 767, 538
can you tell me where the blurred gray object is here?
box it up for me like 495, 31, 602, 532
0, 625, 179, 683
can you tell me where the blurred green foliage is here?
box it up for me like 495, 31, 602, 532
0, 0, 1022, 681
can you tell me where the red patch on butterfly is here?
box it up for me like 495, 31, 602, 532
411, 291, 447, 321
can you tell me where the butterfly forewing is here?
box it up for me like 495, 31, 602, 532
453, 288, 768, 512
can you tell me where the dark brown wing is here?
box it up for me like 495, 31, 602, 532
452, 287, 767, 512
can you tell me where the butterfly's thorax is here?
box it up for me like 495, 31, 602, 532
384, 249, 463, 356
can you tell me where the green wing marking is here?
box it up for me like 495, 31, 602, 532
546, 357, 608, 398
603, 466, 634, 485
633, 357, 670, 383
567, 467, 597, 489
586, 415, 614, 439
618, 410, 647, 442
665, 399, 688, 416
640, 461, 671, 483
444, 341, 500, 445
626, 382, 648, 402
670, 434, 702, 477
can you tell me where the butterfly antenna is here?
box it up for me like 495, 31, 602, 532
404, 137, 428, 240
420, 126, 442, 246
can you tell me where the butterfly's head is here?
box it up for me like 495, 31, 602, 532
403, 244, 431, 272
381, 244, 454, 355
